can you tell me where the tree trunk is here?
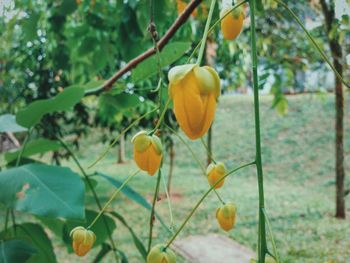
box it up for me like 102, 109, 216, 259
332, 42, 345, 219
117, 133, 126, 164
167, 142, 175, 194
320, 0, 346, 219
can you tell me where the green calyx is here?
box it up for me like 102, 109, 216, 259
132, 131, 151, 152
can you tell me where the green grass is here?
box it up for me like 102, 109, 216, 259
4, 93, 350, 263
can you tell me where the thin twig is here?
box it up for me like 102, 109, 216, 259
85, 0, 203, 96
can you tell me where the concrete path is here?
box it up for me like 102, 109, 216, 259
172, 234, 255, 263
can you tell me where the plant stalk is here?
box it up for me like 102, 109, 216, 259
164, 161, 255, 248
197, 0, 217, 65
147, 170, 162, 252
88, 170, 140, 229
249, 0, 267, 261
58, 138, 119, 262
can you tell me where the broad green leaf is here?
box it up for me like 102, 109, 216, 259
101, 93, 140, 111
96, 172, 171, 233
93, 243, 112, 263
16, 87, 84, 128
0, 114, 27, 133
22, 12, 40, 41
5, 139, 62, 163
0, 240, 37, 263
117, 249, 129, 263
132, 42, 191, 82
0, 164, 85, 220
2, 223, 56, 263
110, 212, 147, 260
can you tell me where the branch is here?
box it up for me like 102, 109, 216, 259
86, 0, 203, 96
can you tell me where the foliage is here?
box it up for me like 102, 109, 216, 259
0, 0, 348, 262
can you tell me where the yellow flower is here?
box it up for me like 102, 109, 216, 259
220, 6, 244, 40
206, 162, 227, 189
132, 131, 163, 176
168, 64, 220, 140
70, 226, 96, 257
216, 203, 237, 231
147, 244, 176, 263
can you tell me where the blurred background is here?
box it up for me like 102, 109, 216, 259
0, 0, 349, 262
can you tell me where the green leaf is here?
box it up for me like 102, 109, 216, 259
110, 212, 147, 260
117, 249, 129, 263
132, 42, 191, 82
22, 12, 40, 41
16, 87, 84, 128
96, 172, 171, 233
2, 223, 56, 263
0, 114, 27, 133
0, 164, 85, 220
0, 240, 37, 263
4, 139, 62, 163
93, 243, 112, 263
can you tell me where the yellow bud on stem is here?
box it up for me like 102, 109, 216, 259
216, 203, 237, 231
132, 131, 163, 176
220, 6, 244, 40
70, 226, 96, 257
206, 162, 227, 189
147, 244, 176, 263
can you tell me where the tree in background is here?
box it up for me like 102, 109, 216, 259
318, 0, 349, 219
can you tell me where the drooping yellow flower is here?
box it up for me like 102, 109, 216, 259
132, 131, 163, 176
207, 162, 227, 189
216, 203, 237, 231
70, 226, 96, 257
147, 244, 176, 263
168, 64, 221, 140
220, 6, 244, 40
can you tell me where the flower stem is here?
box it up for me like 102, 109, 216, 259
188, 0, 247, 63
87, 170, 140, 229
147, 170, 162, 252
249, 0, 267, 261
164, 161, 255, 248
196, 0, 217, 65
58, 138, 119, 262
200, 137, 216, 164
152, 98, 171, 134
88, 108, 158, 169
262, 208, 280, 263
166, 125, 225, 204
161, 168, 174, 230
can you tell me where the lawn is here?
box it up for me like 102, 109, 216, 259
4, 93, 350, 263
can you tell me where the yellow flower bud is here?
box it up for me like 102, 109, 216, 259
216, 203, 237, 231
132, 131, 163, 176
168, 64, 220, 140
220, 6, 244, 40
70, 226, 96, 257
147, 244, 176, 263
206, 162, 227, 189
